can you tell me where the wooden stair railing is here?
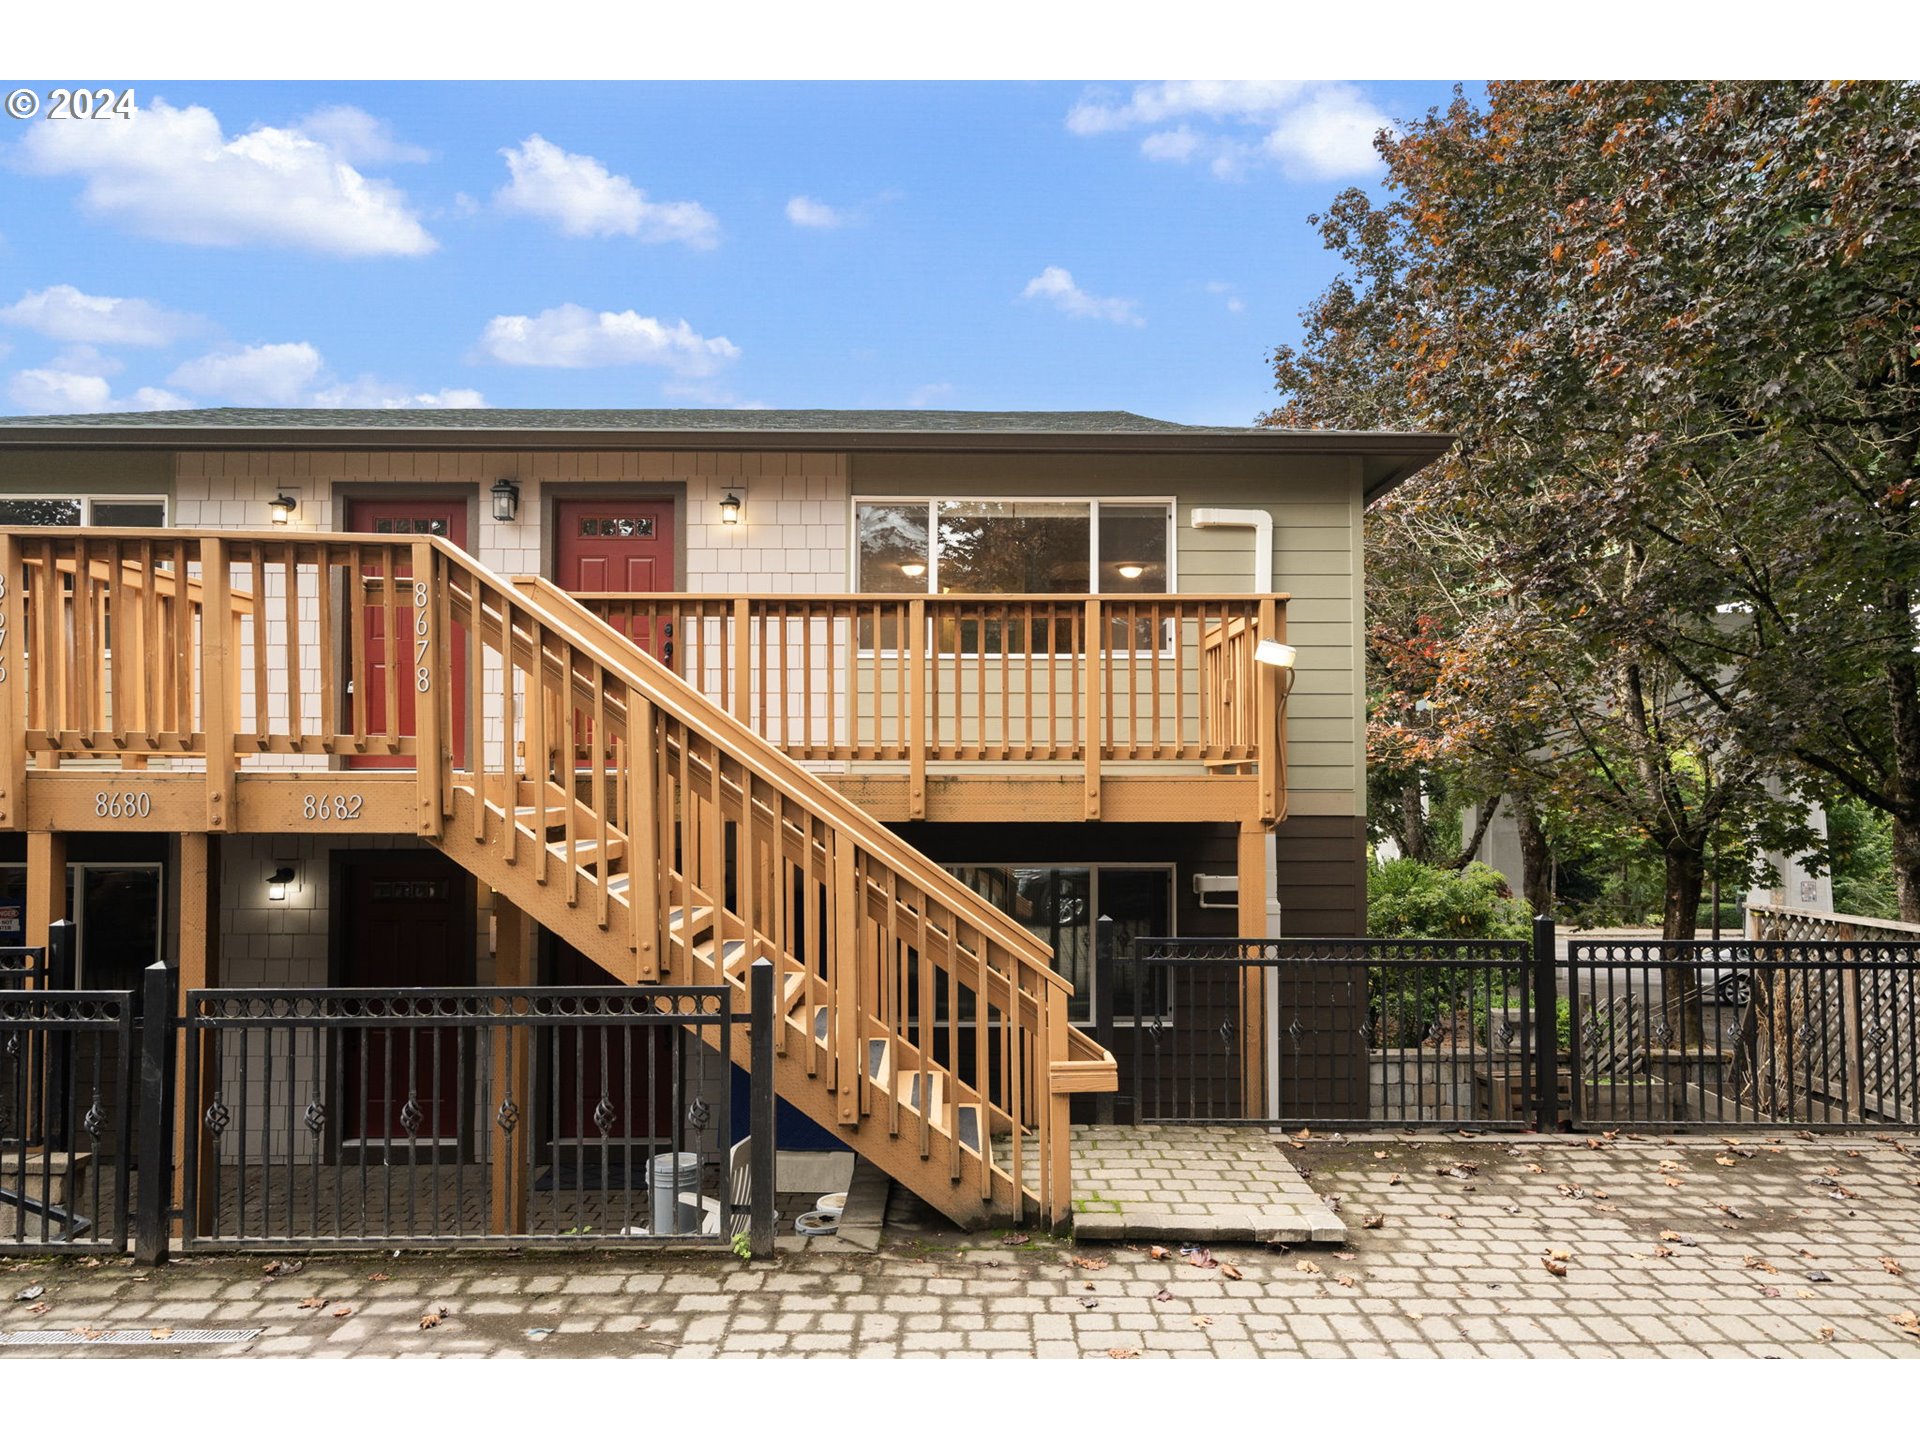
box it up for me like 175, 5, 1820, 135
0, 527, 1116, 1226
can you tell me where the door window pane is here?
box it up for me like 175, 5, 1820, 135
936, 501, 1090, 595
855, 504, 931, 593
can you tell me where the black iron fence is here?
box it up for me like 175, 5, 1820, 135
2, 924, 137, 1253
1119, 921, 1920, 1132
7, 953, 781, 1258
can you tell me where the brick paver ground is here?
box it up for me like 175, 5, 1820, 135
4, 1132, 1917, 1358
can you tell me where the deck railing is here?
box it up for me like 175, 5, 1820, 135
577, 591, 1288, 819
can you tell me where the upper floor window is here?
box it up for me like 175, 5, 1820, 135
856, 499, 1171, 595
0, 496, 167, 527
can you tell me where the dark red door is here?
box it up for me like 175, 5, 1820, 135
346, 499, 468, 770
340, 857, 470, 1143
549, 943, 674, 1143
555, 500, 676, 664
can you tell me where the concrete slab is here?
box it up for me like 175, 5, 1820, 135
1069, 1125, 1347, 1245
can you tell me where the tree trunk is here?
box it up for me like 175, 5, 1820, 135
1891, 811, 1920, 924
1399, 775, 1430, 864
1513, 798, 1553, 918
1660, 839, 1707, 1049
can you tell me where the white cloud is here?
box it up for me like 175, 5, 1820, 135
168, 342, 325, 404
295, 105, 430, 165
477, 304, 739, 376
48, 345, 123, 377
309, 378, 487, 408
1205, 280, 1247, 314
785, 195, 846, 229
16, 99, 436, 257
5, 368, 181, 414
906, 382, 955, 408
1020, 267, 1144, 328
1067, 81, 1309, 136
496, 136, 718, 247
0, 284, 204, 347
1066, 81, 1390, 181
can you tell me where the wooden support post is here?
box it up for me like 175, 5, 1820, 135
630, 696, 661, 982
1045, 985, 1072, 1231
907, 598, 926, 820
173, 832, 218, 1238
200, 539, 236, 832
25, 830, 67, 952
732, 597, 752, 727
1237, 820, 1269, 1119
1083, 598, 1102, 819
0, 533, 24, 830
1256, 595, 1279, 825
412, 539, 444, 839
489, 893, 533, 1236
831, 833, 861, 1126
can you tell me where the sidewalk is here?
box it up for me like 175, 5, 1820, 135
3, 1133, 1917, 1358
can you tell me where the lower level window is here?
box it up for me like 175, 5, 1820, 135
0, 496, 167, 527
948, 864, 1172, 1024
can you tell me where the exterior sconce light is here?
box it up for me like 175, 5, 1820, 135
267, 865, 297, 902
1116, 563, 1145, 581
900, 562, 927, 579
718, 491, 743, 526
1255, 640, 1298, 700
268, 493, 298, 525
491, 478, 521, 523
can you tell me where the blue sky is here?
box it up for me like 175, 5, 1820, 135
0, 81, 1465, 425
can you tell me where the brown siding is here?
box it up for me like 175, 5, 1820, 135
1275, 814, 1367, 937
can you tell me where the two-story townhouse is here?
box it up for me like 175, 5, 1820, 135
0, 408, 1444, 1233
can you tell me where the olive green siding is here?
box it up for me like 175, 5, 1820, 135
849, 451, 1367, 817
0, 450, 174, 496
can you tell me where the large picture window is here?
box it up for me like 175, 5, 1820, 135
855, 498, 1171, 596
948, 864, 1173, 1025
0, 495, 167, 527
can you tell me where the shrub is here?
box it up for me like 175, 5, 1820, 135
1367, 858, 1533, 940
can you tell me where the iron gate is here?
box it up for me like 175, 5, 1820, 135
1119, 924, 1920, 1132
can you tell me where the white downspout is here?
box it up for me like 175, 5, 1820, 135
1190, 508, 1283, 1115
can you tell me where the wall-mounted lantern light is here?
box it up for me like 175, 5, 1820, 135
718, 491, 743, 526
1255, 640, 1298, 702
267, 864, 298, 902
268, 493, 298, 525
491, 478, 521, 523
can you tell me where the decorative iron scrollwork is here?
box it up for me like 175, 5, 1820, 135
593, 1096, 617, 1136
687, 1095, 711, 1131
81, 1090, 105, 1139
204, 1094, 231, 1139
495, 1096, 520, 1135
398, 1094, 423, 1138
304, 1099, 327, 1137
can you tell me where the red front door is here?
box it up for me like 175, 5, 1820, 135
346, 499, 468, 769
339, 857, 471, 1144
555, 499, 676, 664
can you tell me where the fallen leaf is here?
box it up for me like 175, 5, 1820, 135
298, 1297, 325, 1310
1652, 1246, 1675, 1259
1002, 1233, 1030, 1247
1190, 1315, 1213, 1328
1295, 1127, 1312, 1140
261, 1259, 304, 1278
1542, 1257, 1568, 1278
1796, 1290, 1818, 1300
1545, 1246, 1571, 1263
1881, 1256, 1904, 1276
1373, 1150, 1388, 1160
1595, 1202, 1619, 1213
332, 1305, 354, 1317
1295, 1259, 1321, 1275
1079, 1297, 1099, 1309
1663, 1177, 1685, 1188
1335, 1275, 1357, 1288
369, 1272, 391, 1282
1760, 1286, 1781, 1299
1386, 1173, 1403, 1186
1743, 1256, 1779, 1275
1219, 1263, 1244, 1281
1107, 1347, 1141, 1359
1715, 1155, 1738, 1167
1187, 1248, 1218, 1270
1818, 1325, 1836, 1342
149, 1327, 173, 1340
419, 1312, 443, 1330
28, 1302, 49, 1316
1068, 1255, 1109, 1271
1889, 1312, 1920, 1338
1361, 1214, 1385, 1230
1657, 1159, 1682, 1172
1152, 1288, 1173, 1303
1524, 1162, 1545, 1174
1148, 1246, 1169, 1261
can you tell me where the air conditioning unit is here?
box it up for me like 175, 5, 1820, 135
1191, 873, 1238, 910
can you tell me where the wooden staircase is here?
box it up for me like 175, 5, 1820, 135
423, 560, 1116, 1226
